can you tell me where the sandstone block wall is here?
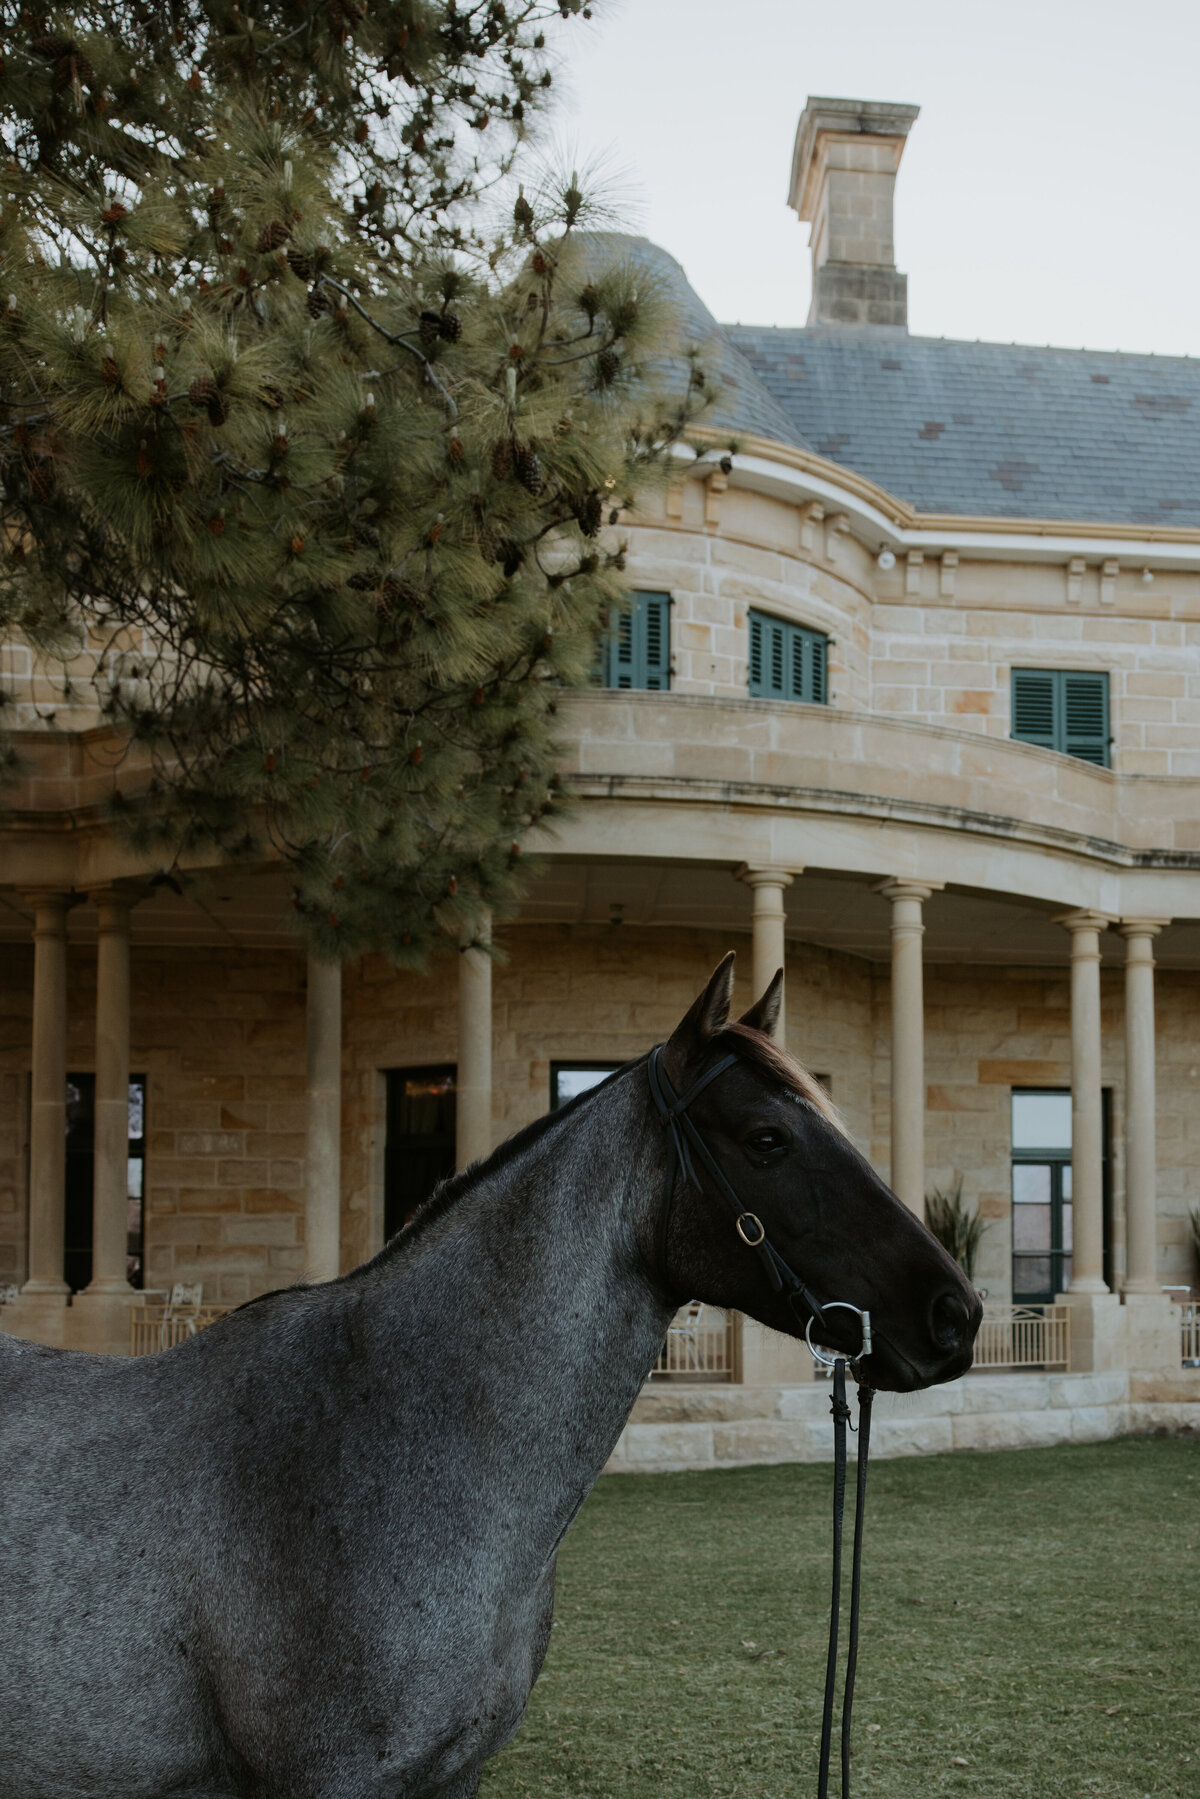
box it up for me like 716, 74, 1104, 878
621, 485, 1200, 777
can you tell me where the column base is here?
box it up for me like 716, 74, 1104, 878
65, 1289, 139, 1356
1058, 1290, 1126, 1372
0, 1289, 70, 1348
1120, 1292, 1181, 1374
738, 1316, 815, 1384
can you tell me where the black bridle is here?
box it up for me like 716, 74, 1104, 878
647, 1043, 875, 1799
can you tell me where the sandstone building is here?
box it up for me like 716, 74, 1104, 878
3, 98, 1198, 1452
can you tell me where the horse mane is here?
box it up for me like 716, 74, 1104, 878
716, 1021, 847, 1135
369, 1023, 843, 1271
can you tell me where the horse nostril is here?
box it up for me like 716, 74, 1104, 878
930, 1289, 970, 1354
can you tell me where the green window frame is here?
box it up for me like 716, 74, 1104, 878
748, 610, 827, 704
1011, 668, 1109, 766
600, 591, 671, 691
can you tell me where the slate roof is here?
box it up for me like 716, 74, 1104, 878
724, 325, 1200, 527
598, 237, 810, 450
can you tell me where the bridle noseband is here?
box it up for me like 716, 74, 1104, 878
646, 1041, 875, 1799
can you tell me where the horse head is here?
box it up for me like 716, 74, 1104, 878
654, 954, 981, 1393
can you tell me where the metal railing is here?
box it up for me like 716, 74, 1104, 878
1180, 1303, 1200, 1367
973, 1303, 1070, 1371
653, 1305, 734, 1381
130, 1305, 230, 1356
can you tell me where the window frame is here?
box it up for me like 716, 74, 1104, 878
599, 590, 672, 691
747, 608, 828, 705
550, 1062, 623, 1111
1010, 667, 1110, 767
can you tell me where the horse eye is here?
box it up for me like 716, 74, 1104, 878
745, 1128, 788, 1156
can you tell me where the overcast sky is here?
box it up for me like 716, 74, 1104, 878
553, 0, 1200, 358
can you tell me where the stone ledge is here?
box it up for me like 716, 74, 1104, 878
606, 1371, 1199, 1474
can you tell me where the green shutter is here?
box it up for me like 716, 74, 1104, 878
600, 592, 670, 691
1011, 669, 1057, 749
1012, 669, 1109, 766
1062, 671, 1108, 764
748, 612, 764, 692
641, 593, 670, 690
748, 610, 828, 703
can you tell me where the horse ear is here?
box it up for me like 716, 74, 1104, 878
663, 954, 736, 1081
738, 968, 783, 1039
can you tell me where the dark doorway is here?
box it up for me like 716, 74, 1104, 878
384, 1066, 456, 1242
63, 1074, 147, 1293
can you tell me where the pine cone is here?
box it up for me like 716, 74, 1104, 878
438, 311, 462, 343
574, 492, 602, 536
418, 310, 441, 349
491, 436, 514, 481
287, 249, 314, 281
31, 35, 73, 58
499, 539, 523, 578
256, 220, 290, 253
188, 375, 229, 426
307, 286, 332, 319
347, 570, 379, 591
514, 445, 543, 496
596, 348, 620, 387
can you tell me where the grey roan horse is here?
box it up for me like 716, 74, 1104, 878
0, 956, 980, 1799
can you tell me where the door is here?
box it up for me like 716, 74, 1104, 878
62, 1074, 147, 1292
384, 1066, 456, 1242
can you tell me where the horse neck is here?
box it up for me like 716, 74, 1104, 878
368, 1065, 675, 1510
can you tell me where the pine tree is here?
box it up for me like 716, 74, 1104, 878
0, 1, 713, 960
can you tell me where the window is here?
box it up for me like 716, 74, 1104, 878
550, 1063, 621, 1110
748, 610, 827, 703
1010, 1089, 1113, 1301
600, 591, 670, 690
1011, 1090, 1073, 1303
1011, 669, 1109, 765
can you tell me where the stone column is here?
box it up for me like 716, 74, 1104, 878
69, 890, 140, 1353
1059, 912, 1109, 1295
876, 880, 941, 1214
1055, 911, 1126, 1372
1120, 920, 1167, 1293
737, 866, 796, 1043
456, 913, 493, 1171
305, 953, 343, 1283
1118, 920, 1178, 1370
2, 894, 72, 1346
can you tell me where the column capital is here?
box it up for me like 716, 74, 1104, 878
87, 880, 149, 913
1118, 917, 1169, 941
1054, 909, 1114, 936
21, 890, 74, 929
735, 864, 798, 890
873, 878, 943, 904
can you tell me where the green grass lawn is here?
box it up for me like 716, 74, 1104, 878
481, 1436, 1198, 1799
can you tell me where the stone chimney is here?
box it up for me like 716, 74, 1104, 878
788, 96, 920, 329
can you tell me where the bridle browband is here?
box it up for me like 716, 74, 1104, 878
646, 1040, 875, 1799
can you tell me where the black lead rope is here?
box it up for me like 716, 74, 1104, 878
644, 1045, 876, 1799
818, 1362, 875, 1799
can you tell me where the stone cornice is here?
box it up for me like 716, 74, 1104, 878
680, 428, 1200, 567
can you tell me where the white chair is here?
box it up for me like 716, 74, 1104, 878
162, 1282, 204, 1347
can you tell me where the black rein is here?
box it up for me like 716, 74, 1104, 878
646, 1043, 875, 1799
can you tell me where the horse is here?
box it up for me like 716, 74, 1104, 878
0, 954, 980, 1799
